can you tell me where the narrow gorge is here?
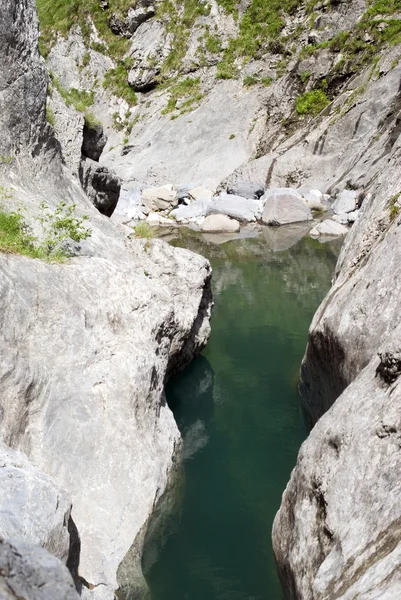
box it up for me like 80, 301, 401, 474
0, 0, 401, 599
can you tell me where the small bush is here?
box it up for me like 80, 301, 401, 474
46, 106, 56, 127
36, 201, 92, 258
389, 193, 401, 221
0, 200, 92, 262
296, 89, 330, 115
103, 64, 137, 106
132, 222, 154, 239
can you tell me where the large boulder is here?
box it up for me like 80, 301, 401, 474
0, 443, 72, 564
170, 198, 212, 223
189, 187, 214, 201
331, 190, 358, 215
226, 180, 265, 200
207, 193, 261, 222
309, 219, 348, 238
79, 157, 121, 217
142, 184, 177, 211
262, 189, 313, 226
201, 214, 240, 233
0, 538, 79, 600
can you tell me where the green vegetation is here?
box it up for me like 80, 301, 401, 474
132, 222, 154, 239
36, 0, 135, 105
295, 89, 330, 116
217, 0, 302, 79
46, 106, 56, 127
300, 70, 311, 83
36, 201, 91, 258
103, 63, 137, 105
0, 209, 43, 259
161, 77, 203, 117
204, 33, 222, 54
389, 192, 400, 221
0, 155, 14, 167
0, 197, 91, 261
156, 0, 211, 77
229, 133, 236, 139
49, 74, 100, 126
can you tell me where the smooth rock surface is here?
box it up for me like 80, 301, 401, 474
142, 185, 177, 211
309, 219, 348, 238
0, 443, 72, 564
201, 214, 240, 233
331, 190, 358, 215
207, 193, 260, 222
0, 538, 80, 600
170, 199, 212, 223
273, 334, 401, 600
262, 190, 313, 226
226, 180, 265, 200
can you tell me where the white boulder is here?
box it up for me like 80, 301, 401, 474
201, 214, 240, 233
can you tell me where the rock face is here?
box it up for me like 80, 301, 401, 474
0, 241, 212, 599
273, 57, 401, 600
82, 123, 107, 162
0, 0, 51, 159
0, 538, 80, 600
0, 443, 72, 564
0, 3, 213, 600
273, 335, 401, 600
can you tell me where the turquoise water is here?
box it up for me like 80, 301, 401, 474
142, 229, 339, 600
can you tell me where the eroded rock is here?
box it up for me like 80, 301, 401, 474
79, 157, 121, 217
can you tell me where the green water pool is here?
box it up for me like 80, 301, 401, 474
142, 229, 339, 600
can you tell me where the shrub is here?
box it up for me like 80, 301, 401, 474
46, 106, 56, 127
36, 201, 92, 258
389, 193, 401, 221
0, 200, 92, 262
296, 89, 330, 115
132, 222, 154, 239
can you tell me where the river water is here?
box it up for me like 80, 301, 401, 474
142, 227, 340, 600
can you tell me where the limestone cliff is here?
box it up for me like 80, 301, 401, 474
270, 4, 401, 599
0, 2, 212, 599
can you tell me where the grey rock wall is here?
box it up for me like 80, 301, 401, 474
0, 538, 80, 600
0, 2, 213, 600
0, 443, 72, 564
273, 36, 401, 600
